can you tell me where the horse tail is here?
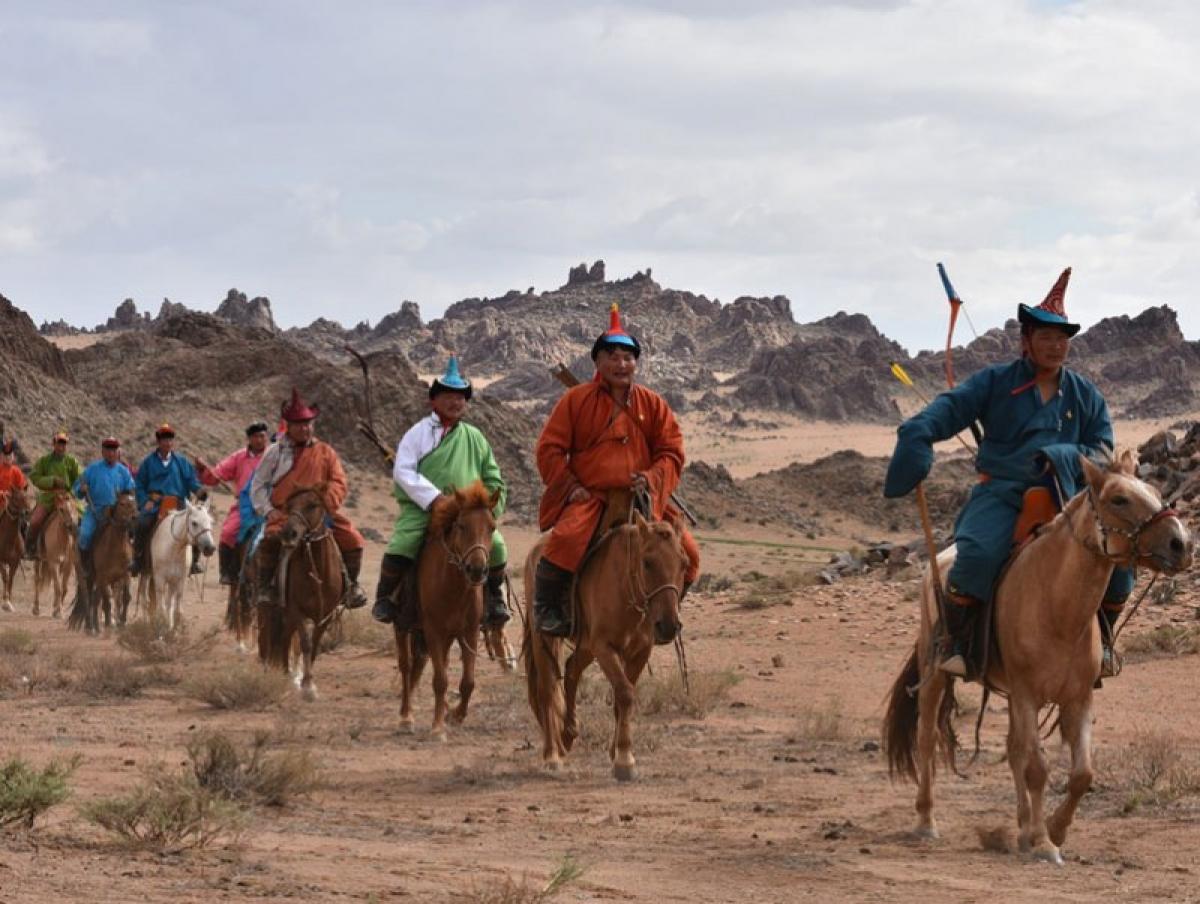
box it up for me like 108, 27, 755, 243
66, 582, 89, 631
883, 644, 921, 782
257, 602, 290, 670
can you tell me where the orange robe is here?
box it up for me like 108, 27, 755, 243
0, 463, 27, 495
537, 379, 700, 581
265, 441, 364, 551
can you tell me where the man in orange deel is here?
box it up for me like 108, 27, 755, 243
533, 304, 701, 636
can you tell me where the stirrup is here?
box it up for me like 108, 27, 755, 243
939, 653, 968, 679
1100, 646, 1121, 679
345, 583, 368, 610
536, 607, 571, 638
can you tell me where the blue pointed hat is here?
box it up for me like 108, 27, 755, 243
430, 355, 473, 400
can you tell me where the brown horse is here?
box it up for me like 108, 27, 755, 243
257, 485, 344, 702
67, 491, 137, 635
395, 481, 501, 740
34, 489, 77, 618
226, 542, 257, 654
884, 451, 1193, 862
523, 496, 687, 780
0, 486, 30, 612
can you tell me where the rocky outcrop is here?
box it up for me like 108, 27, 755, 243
566, 260, 606, 287
215, 289, 278, 333
98, 298, 152, 332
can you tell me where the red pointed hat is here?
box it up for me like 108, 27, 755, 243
590, 303, 642, 359
281, 387, 319, 422
1017, 268, 1080, 337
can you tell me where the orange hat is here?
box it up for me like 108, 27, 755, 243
154, 422, 176, 439
52, 431, 69, 444
101, 437, 121, 449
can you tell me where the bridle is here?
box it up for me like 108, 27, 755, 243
439, 512, 491, 587
1084, 487, 1180, 567
168, 503, 215, 548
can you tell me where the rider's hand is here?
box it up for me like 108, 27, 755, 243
630, 472, 649, 493
143, 501, 155, 512
567, 486, 589, 504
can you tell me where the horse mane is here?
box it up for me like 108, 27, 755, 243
429, 480, 492, 535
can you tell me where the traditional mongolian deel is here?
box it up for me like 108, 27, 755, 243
73, 459, 136, 551
198, 446, 266, 548
30, 450, 81, 508
251, 439, 364, 551
135, 449, 200, 514
884, 357, 1133, 603
387, 413, 507, 563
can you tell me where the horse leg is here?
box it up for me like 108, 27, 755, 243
429, 634, 452, 742
913, 667, 949, 839
0, 563, 13, 612
32, 560, 42, 616
52, 557, 65, 619
594, 646, 639, 782
1008, 694, 1059, 862
450, 633, 477, 726
297, 620, 317, 702
396, 629, 416, 732
1046, 696, 1095, 849
563, 648, 594, 752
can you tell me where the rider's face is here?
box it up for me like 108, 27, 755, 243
1024, 326, 1071, 372
286, 420, 314, 445
430, 391, 468, 425
156, 437, 175, 456
101, 447, 119, 464
594, 347, 637, 392
248, 432, 269, 454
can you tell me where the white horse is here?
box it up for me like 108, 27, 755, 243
137, 500, 216, 631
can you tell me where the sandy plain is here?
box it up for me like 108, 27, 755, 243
1, 415, 1199, 904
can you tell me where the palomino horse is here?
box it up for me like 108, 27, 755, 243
257, 485, 344, 702
0, 486, 30, 613
884, 452, 1193, 863
395, 481, 501, 740
524, 494, 687, 780
34, 489, 77, 618
137, 499, 216, 631
67, 491, 137, 635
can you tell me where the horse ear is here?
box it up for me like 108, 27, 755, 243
1117, 448, 1138, 475
1079, 454, 1106, 492
632, 510, 652, 537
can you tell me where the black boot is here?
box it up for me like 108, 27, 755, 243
189, 542, 204, 576
340, 547, 369, 609
1098, 605, 1123, 680
534, 558, 573, 637
483, 565, 510, 628
372, 553, 412, 625
217, 544, 237, 586
130, 516, 152, 577
938, 593, 980, 679
254, 536, 283, 606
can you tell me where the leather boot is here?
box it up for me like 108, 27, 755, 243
254, 535, 283, 606
1098, 605, 1123, 681
483, 565, 510, 628
534, 558, 573, 637
939, 591, 980, 679
130, 516, 153, 576
189, 542, 204, 575
340, 547, 369, 609
372, 553, 411, 625
217, 544, 237, 586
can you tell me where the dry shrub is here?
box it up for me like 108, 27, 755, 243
1098, 729, 1200, 813
117, 619, 218, 664
76, 656, 152, 699
0, 757, 77, 828
186, 731, 320, 807
80, 772, 246, 851
1122, 624, 1200, 659
467, 855, 585, 904
795, 697, 847, 741
637, 669, 741, 719
731, 570, 816, 610
0, 652, 76, 696
0, 628, 37, 656
185, 665, 291, 710
319, 611, 394, 654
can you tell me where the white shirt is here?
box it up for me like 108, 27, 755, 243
393, 413, 453, 511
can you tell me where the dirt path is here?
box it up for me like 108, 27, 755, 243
3, 521, 1200, 903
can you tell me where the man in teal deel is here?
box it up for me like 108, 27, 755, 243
884, 268, 1134, 679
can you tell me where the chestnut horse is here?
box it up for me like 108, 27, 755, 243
524, 493, 687, 780
0, 486, 30, 612
395, 481, 501, 740
68, 491, 137, 635
34, 489, 77, 618
257, 485, 344, 702
884, 451, 1193, 862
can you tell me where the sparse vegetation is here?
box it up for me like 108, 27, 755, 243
730, 569, 818, 609
80, 771, 247, 850
1122, 624, 1200, 659
795, 697, 848, 741
0, 757, 77, 828
117, 619, 218, 663
467, 854, 586, 904
185, 664, 291, 710
76, 656, 153, 699
318, 611, 394, 654
186, 731, 320, 807
638, 668, 742, 718
0, 628, 37, 656
1098, 729, 1200, 813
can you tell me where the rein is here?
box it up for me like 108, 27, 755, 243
1085, 489, 1178, 566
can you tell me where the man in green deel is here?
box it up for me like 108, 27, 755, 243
25, 431, 81, 559
372, 357, 509, 631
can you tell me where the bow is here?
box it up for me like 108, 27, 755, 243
936, 262, 983, 445
345, 344, 396, 471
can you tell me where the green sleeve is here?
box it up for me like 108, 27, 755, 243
30, 457, 54, 491
478, 434, 507, 518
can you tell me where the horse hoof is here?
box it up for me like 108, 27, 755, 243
301, 685, 318, 703
0, 600, 13, 613
398, 718, 415, 734
613, 763, 637, 783
911, 825, 939, 841
431, 730, 448, 744
1031, 845, 1063, 866
543, 760, 564, 773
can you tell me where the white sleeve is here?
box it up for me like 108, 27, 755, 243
250, 444, 281, 516
392, 423, 442, 511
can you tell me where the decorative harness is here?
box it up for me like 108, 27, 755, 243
1084, 488, 1179, 567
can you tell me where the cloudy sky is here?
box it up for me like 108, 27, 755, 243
2, 0, 1199, 351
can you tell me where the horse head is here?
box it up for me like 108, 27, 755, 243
280, 484, 328, 546
433, 481, 496, 586
111, 491, 137, 526
632, 512, 687, 645
3, 487, 29, 517
1080, 450, 1193, 574
183, 498, 217, 558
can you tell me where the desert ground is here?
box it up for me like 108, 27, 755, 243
2, 417, 1200, 904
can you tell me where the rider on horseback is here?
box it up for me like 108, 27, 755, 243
74, 437, 136, 585
533, 304, 701, 637
884, 268, 1134, 679
131, 423, 203, 577
249, 388, 369, 610
195, 421, 270, 586
25, 432, 80, 560
372, 356, 511, 630
0, 442, 29, 536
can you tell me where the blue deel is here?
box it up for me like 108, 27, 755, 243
73, 460, 135, 551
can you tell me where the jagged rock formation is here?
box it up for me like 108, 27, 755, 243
215, 289, 278, 333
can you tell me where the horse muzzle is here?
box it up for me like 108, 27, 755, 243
653, 617, 681, 646
1144, 524, 1194, 575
